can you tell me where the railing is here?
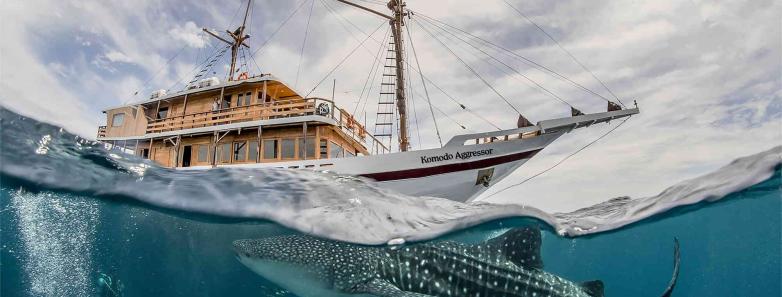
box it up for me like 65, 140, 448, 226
145, 97, 390, 154
97, 126, 107, 138
146, 99, 316, 133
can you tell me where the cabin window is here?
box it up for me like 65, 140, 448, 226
111, 113, 125, 127
197, 145, 209, 163
219, 143, 232, 163
237, 93, 244, 107
298, 137, 316, 159
248, 141, 258, 162
222, 95, 232, 109
244, 92, 252, 106
281, 138, 295, 159
258, 92, 272, 105
157, 107, 168, 119
319, 139, 328, 159
329, 141, 343, 158
263, 139, 278, 159
233, 142, 247, 162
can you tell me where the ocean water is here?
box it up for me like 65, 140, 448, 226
1, 107, 780, 297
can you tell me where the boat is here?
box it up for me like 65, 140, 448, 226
96, 0, 638, 202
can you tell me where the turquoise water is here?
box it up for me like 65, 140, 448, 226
1, 108, 780, 296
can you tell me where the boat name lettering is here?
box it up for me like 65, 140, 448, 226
420, 149, 494, 164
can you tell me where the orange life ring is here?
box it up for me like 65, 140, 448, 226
237, 72, 249, 80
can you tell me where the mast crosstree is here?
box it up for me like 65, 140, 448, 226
203, 0, 253, 81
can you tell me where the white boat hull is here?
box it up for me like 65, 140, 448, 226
179, 108, 639, 202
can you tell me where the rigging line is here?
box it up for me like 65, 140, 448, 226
353, 27, 391, 115
321, 1, 500, 131
413, 11, 616, 105
167, 44, 228, 92
481, 116, 631, 201
502, 0, 624, 106
303, 22, 386, 99
359, 36, 388, 124
413, 17, 524, 118
295, 0, 316, 88
416, 15, 574, 109
250, 0, 309, 59
404, 29, 423, 148
131, 40, 190, 98
406, 20, 442, 147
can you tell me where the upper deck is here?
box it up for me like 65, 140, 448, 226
98, 75, 384, 154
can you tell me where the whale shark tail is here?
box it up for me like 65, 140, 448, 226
660, 238, 681, 297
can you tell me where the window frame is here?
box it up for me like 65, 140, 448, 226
281, 138, 296, 160
262, 139, 279, 160
111, 113, 125, 127
196, 144, 209, 163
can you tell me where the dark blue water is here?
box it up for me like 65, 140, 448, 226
1, 108, 780, 296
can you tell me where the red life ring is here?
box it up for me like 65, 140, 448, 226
237, 72, 249, 80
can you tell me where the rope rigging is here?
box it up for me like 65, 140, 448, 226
412, 17, 525, 118
502, 0, 625, 107
412, 10, 619, 106
415, 15, 575, 109
295, 0, 316, 88
406, 20, 442, 147
481, 116, 631, 200
320, 0, 501, 132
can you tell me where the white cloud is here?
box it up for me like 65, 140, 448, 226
104, 50, 134, 63
169, 21, 208, 48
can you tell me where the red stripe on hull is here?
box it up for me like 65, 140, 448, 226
361, 149, 542, 181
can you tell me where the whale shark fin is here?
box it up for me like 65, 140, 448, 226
354, 278, 435, 297
484, 226, 543, 269
579, 280, 605, 297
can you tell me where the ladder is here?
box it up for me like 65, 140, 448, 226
188, 46, 229, 85
374, 37, 398, 152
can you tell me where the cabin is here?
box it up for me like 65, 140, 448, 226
97, 74, 387, 168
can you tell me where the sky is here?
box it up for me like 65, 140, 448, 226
1, 0, 780, 212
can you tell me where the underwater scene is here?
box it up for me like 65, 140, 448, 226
1, 108, 780, 297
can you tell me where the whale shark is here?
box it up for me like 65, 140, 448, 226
233, 227, 680, 297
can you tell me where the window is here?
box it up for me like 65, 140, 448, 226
197, 145, 209, 163
157, 107, 168, 119
233, 142, 247, 162
345, 150, 356, 158
281, 138, 295, 159
320, 139, 328, 159
244, 92, 252, 106
222, 95, 232, 109
263, 139, 278, 159
237, 93, 244, 107
329, 141, 343, 158
219, 143, 231, 163
141, 148, 149, 159
298, 137, 316, 159
111, 113, 125, 127
248, 141, 258, 162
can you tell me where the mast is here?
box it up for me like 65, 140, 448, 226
336, 0, 410, 151
203, 0, 253, 81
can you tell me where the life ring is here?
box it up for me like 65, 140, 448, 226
237, 72, 249, 80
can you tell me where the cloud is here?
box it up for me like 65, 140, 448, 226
104, 50, 134, 63
169, 21, 208, 48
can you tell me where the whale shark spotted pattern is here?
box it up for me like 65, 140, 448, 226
233, 227, 680, 297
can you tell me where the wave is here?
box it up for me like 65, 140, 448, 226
1, 107, 779, 245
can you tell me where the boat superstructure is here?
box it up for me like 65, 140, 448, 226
97, 0, 638, 202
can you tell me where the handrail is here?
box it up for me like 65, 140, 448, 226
143, 97, 391, 155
